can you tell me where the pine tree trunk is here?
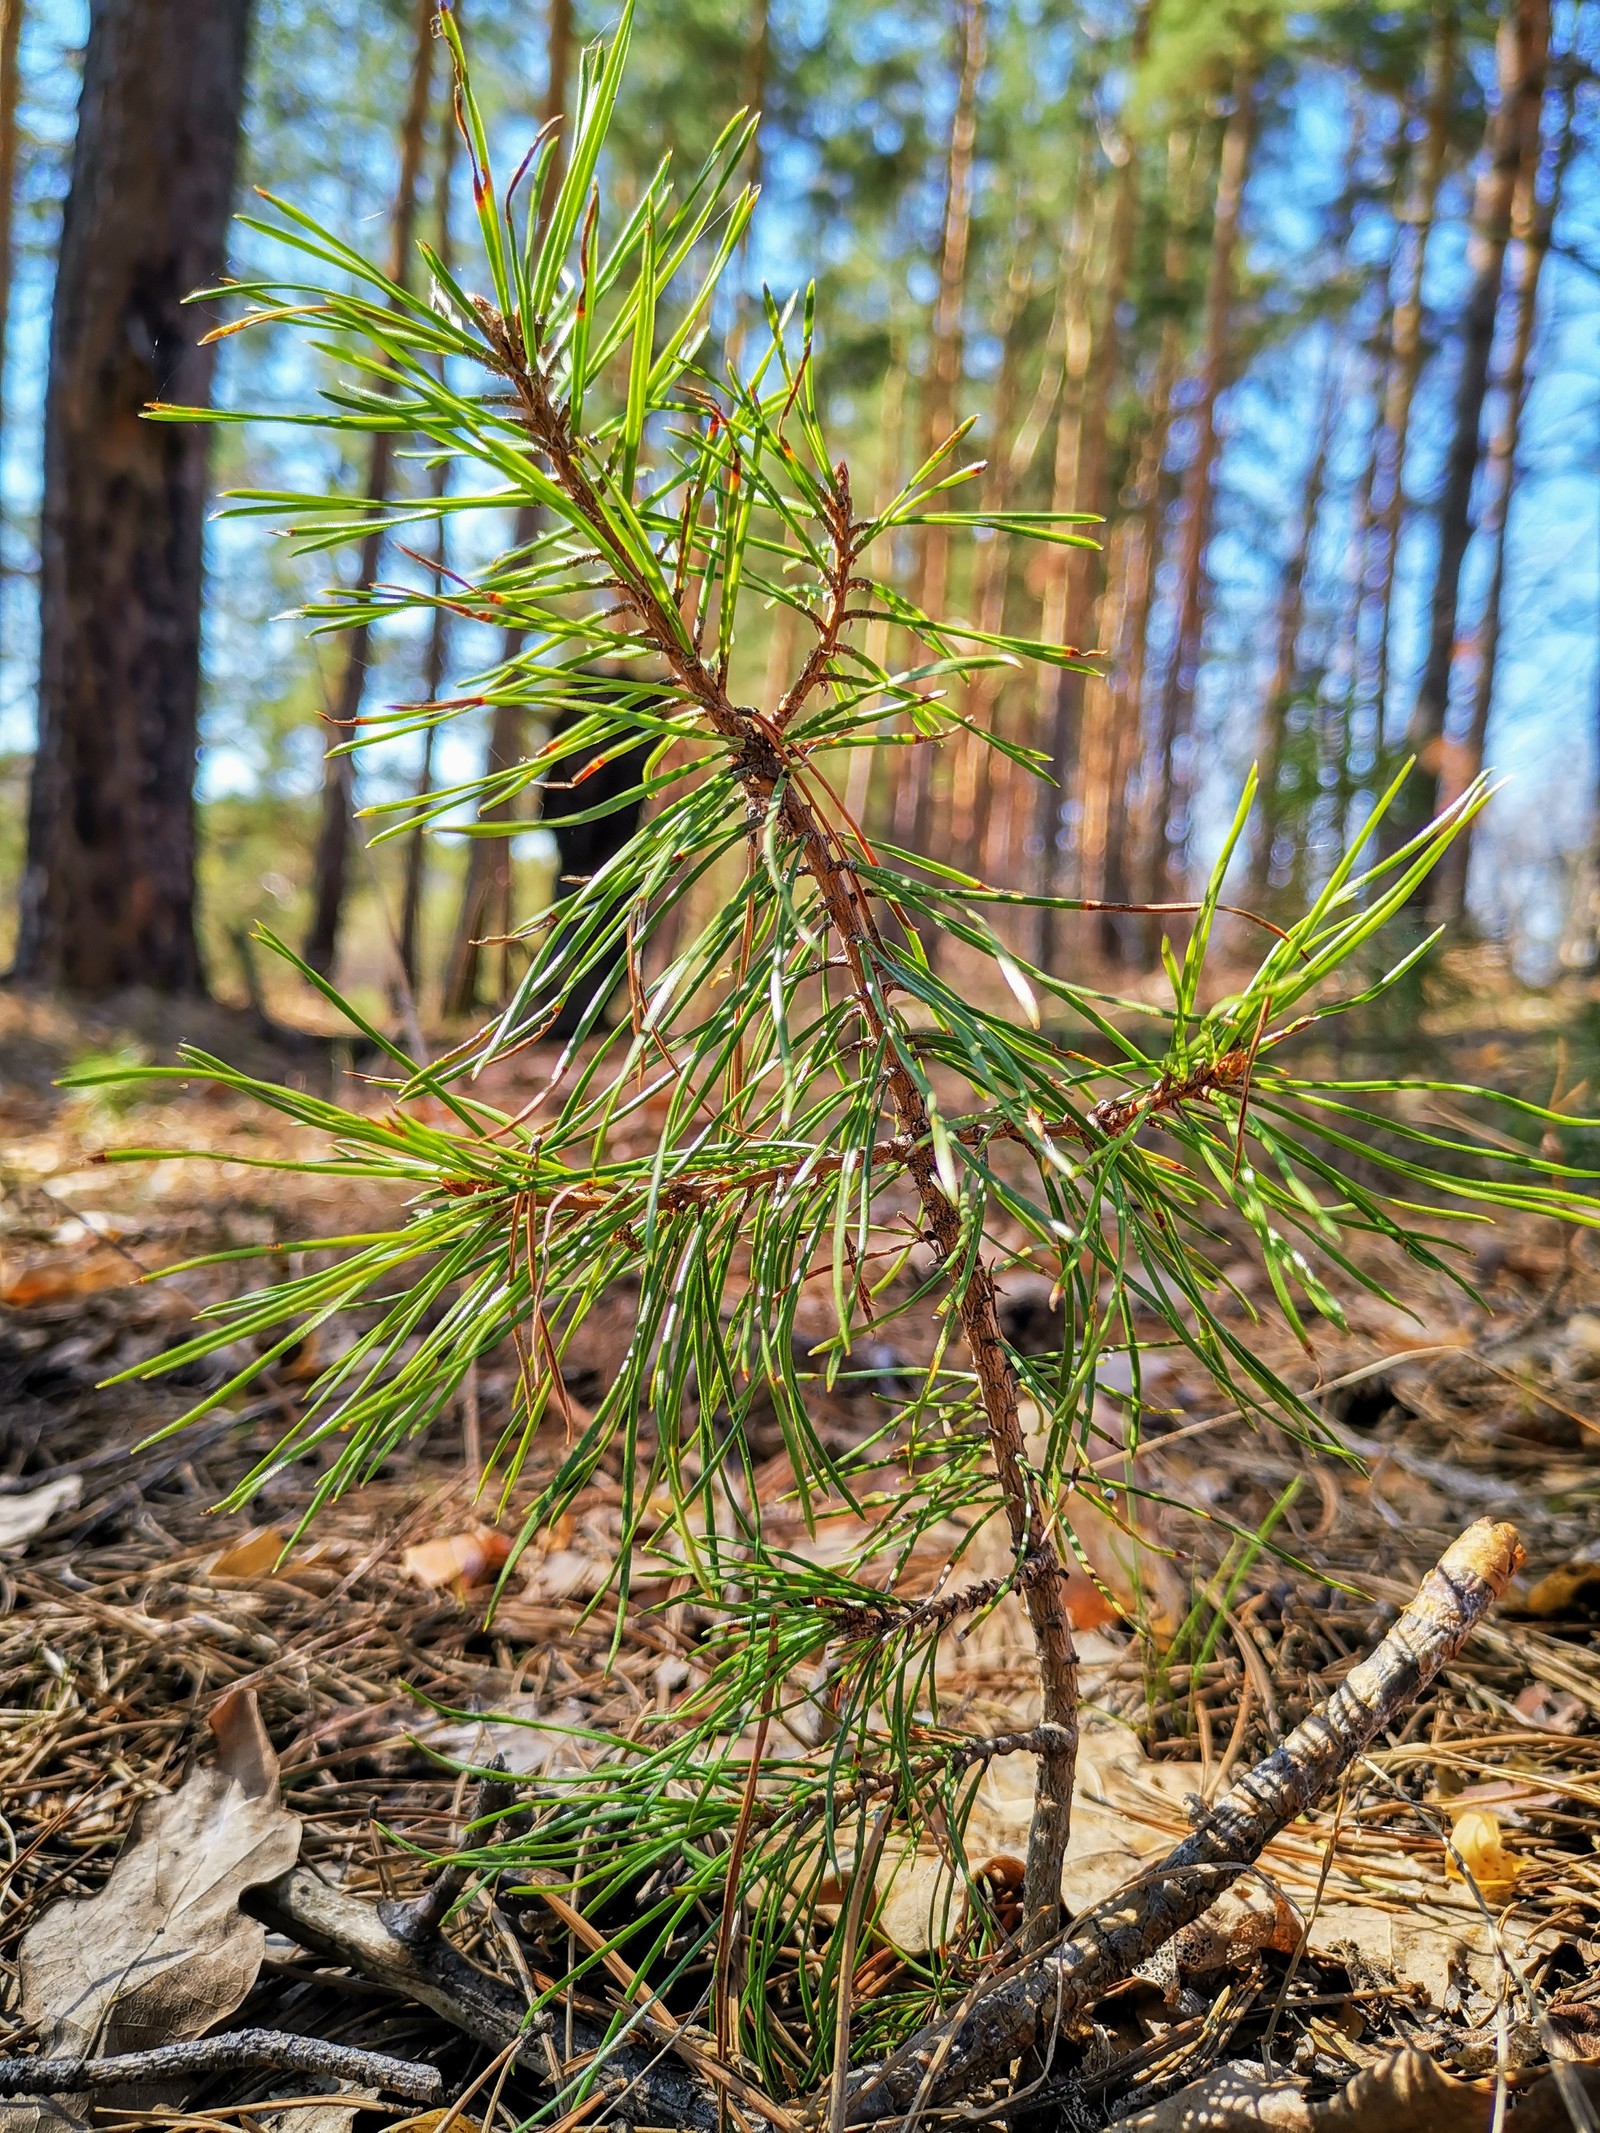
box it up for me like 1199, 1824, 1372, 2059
398, 56, 464, 995
1384, 0, 1548, 865
0, 0, 25, 655
895, 0, 984, 881
1370, 8, 1456, 750
441, 509, 536, 1019
302, 0, 437, 980
953, 244, 1029, 874
1246, 116, 1363, 909
442, 0, 574, 1017
14, 0, 252, 994
1245, 350, 1338, 906
1105, 320, 1180, 959
1432, 57, 1571, 925
1033, 6, 1150, 971
1144, 68, 1257, 927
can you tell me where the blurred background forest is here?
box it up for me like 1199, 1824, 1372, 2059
1, 0, 1598, 1030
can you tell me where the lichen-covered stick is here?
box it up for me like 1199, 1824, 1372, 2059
828, 1518, 1524, 2127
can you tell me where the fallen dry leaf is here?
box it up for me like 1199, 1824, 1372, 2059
1547, 1997, 1600, 2063
1306, 1891, 1504, 2005
1118, 2062, 1311, 2131
1120, 2049, 1489, 2131
1511, 1560, 1600, 1619
402, 1526, 514, 1592
263, 2106, 371, 2133
1512, 1681, 1587, 1734
845, 1722, 1209, 1957
1512, 2064, 1600, 2129
15, 1687, 300, 2109
1444, 1806, 1520, 1903
0, 1256, 132, 1307
1170, 1876, 1301, 1976
0, 1472, 83, 1551
210, 1527, 290, 1579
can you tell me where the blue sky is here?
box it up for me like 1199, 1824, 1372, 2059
5, 0, 1600, 977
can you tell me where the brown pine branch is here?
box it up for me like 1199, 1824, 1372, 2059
823, 1517, 1523, 2127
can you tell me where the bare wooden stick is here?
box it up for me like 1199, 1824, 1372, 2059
246, 1864, 531, 2052
826, 1518, 1523, 2128
245, 1865, 724, 2131
0, 2028, 442, 2101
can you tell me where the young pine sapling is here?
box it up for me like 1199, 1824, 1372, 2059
103, 3, 1597, 2096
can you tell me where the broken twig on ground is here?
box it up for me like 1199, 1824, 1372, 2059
0, 2028, 443, 2100
826, 1518, 1524, 2126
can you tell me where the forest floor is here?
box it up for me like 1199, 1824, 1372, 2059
3, 983, 1600, 2131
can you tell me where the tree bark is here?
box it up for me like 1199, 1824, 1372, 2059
1104, 319, 1180, 959
14, 0, 252, 994
398, 44, 464, 994
0, 0, 25, 656
441, 524, 536, 1019
953, 241, 1030, 875
1432, 55, 1570, 925
1370, 8, 1456, 754
1246, 349, 1337, 906
442, 0, 574, 1017
1033, 0, 1152, 973
894, 0, 985, 888
302, 0, 437, 980
1383, 0, 1548, 867
1144, 67, 1257, 929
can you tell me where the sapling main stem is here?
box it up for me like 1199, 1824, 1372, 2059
479, 307, 1083, 1947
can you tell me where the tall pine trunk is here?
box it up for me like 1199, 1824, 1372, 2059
1106, 317, 1181, 959
1246, 125, 1362, 907
952, 241, 1029, 874
894, 0, 984, 880
398, 57, 464, 994
302, 0, 437, 979
1245, 348, 1338, 905
442, 0, 573, 1017
0, 0, 25, 658
1032, 1, 1150, 972
1370, 9, 1456, 747
15, 0, 252, 993
1384, 0, 1548, 865
1144, 67, 1257, 925
1433, 57, 1571, 924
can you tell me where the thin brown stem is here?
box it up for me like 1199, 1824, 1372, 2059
475, 303, 1081, 1949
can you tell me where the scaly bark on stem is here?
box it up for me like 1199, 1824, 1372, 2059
0, 2031, 442, 2103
